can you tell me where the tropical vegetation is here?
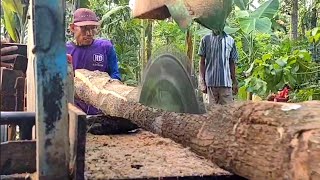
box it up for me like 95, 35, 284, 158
1, 0, 319, 102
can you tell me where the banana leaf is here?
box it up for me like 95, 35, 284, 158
167, 0, 233, 31
238, 0, 279, 34
1, 0, 26, 42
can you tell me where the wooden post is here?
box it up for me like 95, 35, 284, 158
68, 104, 87, 180
28, 0, 69, 179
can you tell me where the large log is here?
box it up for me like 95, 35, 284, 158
74, 69, 320, 180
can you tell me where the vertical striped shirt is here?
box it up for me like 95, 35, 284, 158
198, 32, 238, 88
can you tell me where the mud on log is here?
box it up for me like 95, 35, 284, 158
74, 69, 320, 180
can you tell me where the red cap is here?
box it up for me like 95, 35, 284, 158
73, 8, 100, 26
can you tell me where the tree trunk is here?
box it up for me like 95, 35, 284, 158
291, 0, 299, 40
146, 20, 153, 61
140, 20, 146, 78
311, 8, 317, 29
74, 69, 320, 180
186, 29, 193, 75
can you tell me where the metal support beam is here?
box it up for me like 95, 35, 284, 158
28, 0, 69, 179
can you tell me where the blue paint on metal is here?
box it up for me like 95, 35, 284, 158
34, 2, 68, 135
32, 0, 69, 178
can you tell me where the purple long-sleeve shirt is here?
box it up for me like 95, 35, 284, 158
67, 39, 121, 115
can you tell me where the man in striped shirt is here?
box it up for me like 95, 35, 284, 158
198, 30, 239, 105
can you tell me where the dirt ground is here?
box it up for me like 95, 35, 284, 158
85, 130, 230, 179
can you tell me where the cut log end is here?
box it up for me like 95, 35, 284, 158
132, 0, 171, 20
134, 6, 171, 20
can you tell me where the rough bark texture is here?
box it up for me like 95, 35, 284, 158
291, 0, 298, 40
74, 69, 320, 180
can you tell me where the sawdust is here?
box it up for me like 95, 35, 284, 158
85, 130, 229, 179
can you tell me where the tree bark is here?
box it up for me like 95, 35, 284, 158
74, 69, 320, 180
186, 29, 193, 75
291, 0, 299, 40
146, 20, 153, 61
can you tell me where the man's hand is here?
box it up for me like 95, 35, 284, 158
232, 82, 238, 95
1, 40, 18, 68
202, 86, 207, 94
1, 46, 18, 68
109, 78, 123, 85
199, 79, 207, 94
67, 54, 73, 64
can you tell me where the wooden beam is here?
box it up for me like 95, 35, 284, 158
0, 68, 25, 141
0, 141, 36, 175
28, 0, 69, 179
0, 69, 24, 111
68, 104, 87, 180
26, 2, 35, 112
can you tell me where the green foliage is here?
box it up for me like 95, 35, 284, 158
231, 0, 280, 34
306, 27, 320, 45
229, 1, 320, 102
234, 0, 250, 10
153, 21, 186, 53
306, 27, 320, 62
290, 86, 320, 102
1, 0, 28, 43
241, 36, 320, 101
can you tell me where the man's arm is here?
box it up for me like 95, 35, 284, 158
198, 36, 207, 93
107, 46, 121, 81
230, 60, 237, 84
200, 56, 206, 84
229, 42, 239, 94
1, 40, 18, 68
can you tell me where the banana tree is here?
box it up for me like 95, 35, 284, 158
1, 0, 29, 43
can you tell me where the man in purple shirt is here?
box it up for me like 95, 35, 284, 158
67, 8, 121, 115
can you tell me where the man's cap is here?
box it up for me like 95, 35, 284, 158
73, 8, 100, 26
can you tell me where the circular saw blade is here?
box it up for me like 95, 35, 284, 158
139, 53, 203, 114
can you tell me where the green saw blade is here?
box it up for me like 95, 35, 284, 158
139, 53, 203, 114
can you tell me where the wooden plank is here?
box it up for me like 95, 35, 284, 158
12, 55, 28, 74
0, 141, 36, 175
68, 104, 87, 180
0, 173, 34, 180
28, 0, 69, 179
0, 69, 24, 111
14, 77, 25, 111
26, 0, 36, 112
7, 124, 16, 141
1, 68, 25, 141
67, 64, 74, 104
